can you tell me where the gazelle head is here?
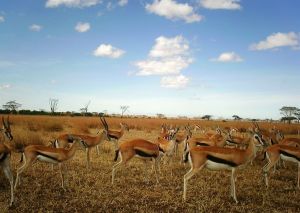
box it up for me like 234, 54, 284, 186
1, 116, 13, 141
253, 133, 266, 147
120, 123, 129, 131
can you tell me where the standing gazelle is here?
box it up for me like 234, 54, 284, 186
0, 116, 14, 207
112, 139, 164, 184
53, 128, 109, 169
100, 115, 129, 151
263, 144, 300, 188
183, 133, 265, 203
14, 138, 84, 190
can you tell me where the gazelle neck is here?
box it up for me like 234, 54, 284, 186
66, 141, 80, 159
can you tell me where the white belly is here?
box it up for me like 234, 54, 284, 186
205, 160, 233, 170
37, 155, 58, 164
280, 154, 299, 163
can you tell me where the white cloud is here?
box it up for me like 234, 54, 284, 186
146, 0, 202, 23
250, 32, 300, 51
200, 0, 241, 10
0, 84, 11, 90
150, 35, 189, 58
136, 56, 192, 76
161, 75, 189, 88
46, 0, 101, 8
118, 0, 128, 7
135, 35, 192, 89
211, 52, 243, 62
29, 24, 42, 32
135, 35, 193, 76
0, 16, 4, 23
75, 22, 90, 32
93, 44, 125, 58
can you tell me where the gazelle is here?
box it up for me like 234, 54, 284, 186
112, 139, 164, 184
52, 128, 109, 168
0, 117, 14, 207
14, 138, 84, 190
174, 126, 192, 156
182, 128, 227, 163
263, 144, 300, 188
183, 133, 265, 202
100, 115, 129, 151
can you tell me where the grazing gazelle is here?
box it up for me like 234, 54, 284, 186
183, 133, 265, 203
14, 138, 84, 190
263, 144, 300, 188
112, 139, 164, 184
0, 117, 14, 207
52, 127, 109, 169
100, 115, 129, 151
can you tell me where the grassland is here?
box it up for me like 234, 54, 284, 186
0, 115, 300, 212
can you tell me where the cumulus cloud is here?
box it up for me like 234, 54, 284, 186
161, 75, 189, 88
149, 36, 189, 58
135, 35, 192, 76
75, 22, 90, 32
93, 44, 125, 58
136, 56, 192, 76
200, 0, 241, 10
0, 16, 4, 23
135, 35, 192, 88
211, 52, 243, 62
0, 84, 11, 90
29, 24, 42, 32
46, 0, 101, 8
118, 0, 128, 6
146, 0, 202, 23
250, 32, 300, 51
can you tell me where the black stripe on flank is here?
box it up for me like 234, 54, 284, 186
37, 151, 60, 162
207, 155, 238, 167
0, 153, 8, 162
196, 142, 209, 146
159, 146, 165, 153
108, 134, 119, 140
134, 149, 157, 158
226, 139, 238, 145
280, 150, 300, 161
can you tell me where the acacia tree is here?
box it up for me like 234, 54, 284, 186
80, 100, 91, 116
49, 98, 59, 115
120, 105, 129, 118
202, 115, 212, 121
2, 100, 22, 113
232, 115, 242, 120
294, 109, 300, 123
280, 106, 298, 124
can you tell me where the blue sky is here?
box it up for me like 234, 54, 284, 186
0, 0, 299, 119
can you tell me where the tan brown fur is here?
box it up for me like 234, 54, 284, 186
112, 139, 163, 184
14, 139, 83, 190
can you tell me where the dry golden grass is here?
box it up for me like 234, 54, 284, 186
0, 115, 300, 212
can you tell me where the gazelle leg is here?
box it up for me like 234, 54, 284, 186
14, 154, 32, 189
297, 162, 300, 189
59, 163, 66, 190
86, 148, 91, 169
183, 167, 201, 201
2, 157, 14, 206
112, 154, 123, 184
96, 145, 100, 155
231, 168, 238, 203
154, 158, 160, 184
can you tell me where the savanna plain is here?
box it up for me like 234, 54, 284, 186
0, 115, 300, 212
